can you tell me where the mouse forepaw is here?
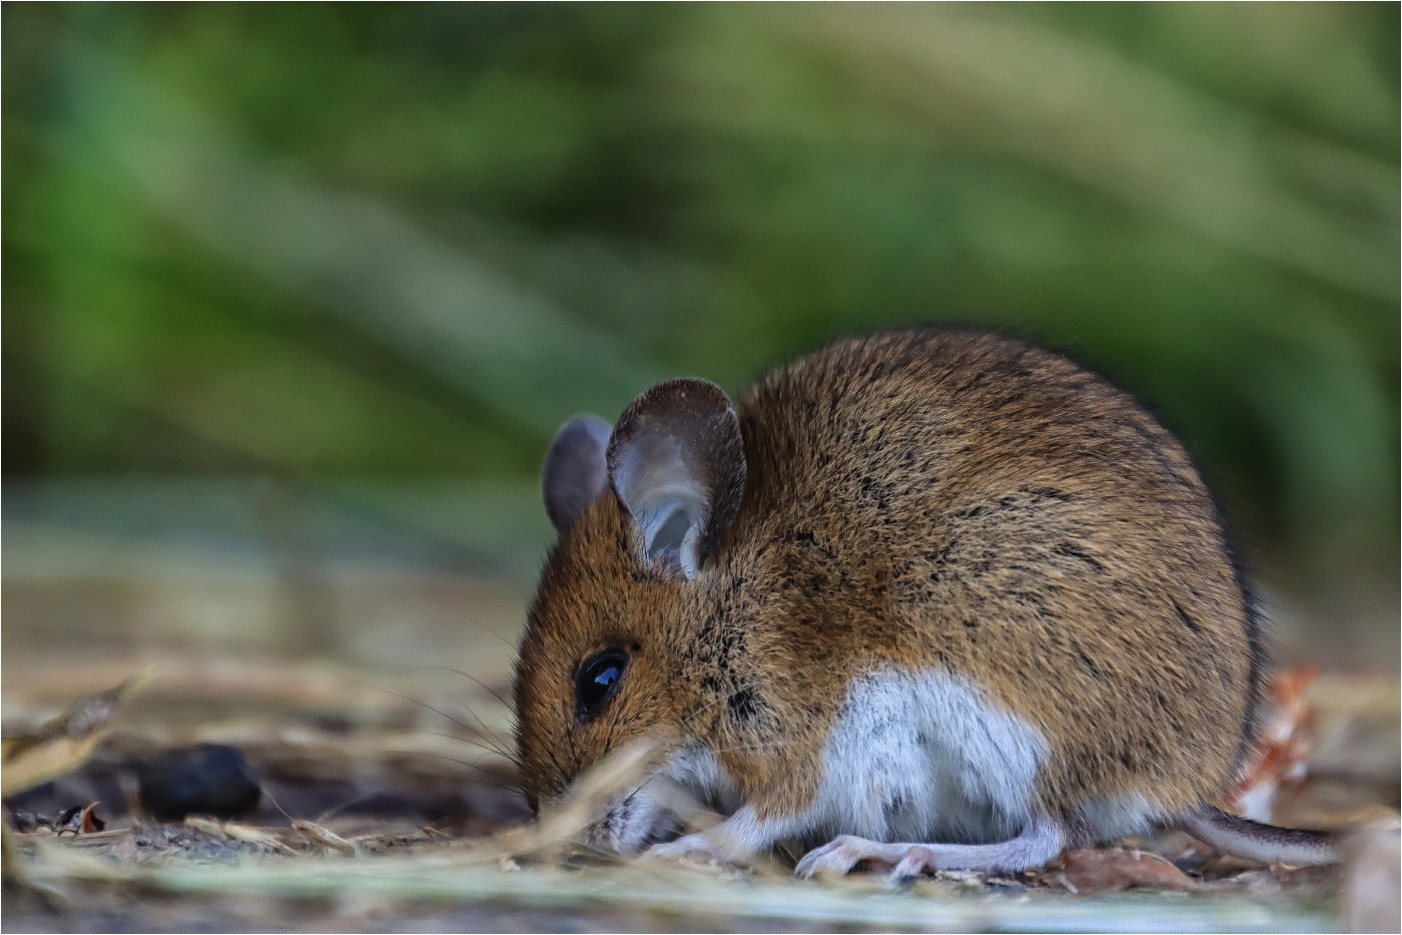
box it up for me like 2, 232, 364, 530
645, 831, 724, 864
643, 805, 783, 866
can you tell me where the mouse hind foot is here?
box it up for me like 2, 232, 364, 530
794, 813, 1066, 880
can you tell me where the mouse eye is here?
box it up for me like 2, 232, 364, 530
575, 649, 628, 723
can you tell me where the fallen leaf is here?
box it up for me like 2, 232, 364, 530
1, 671, 150, 798
1222, 666, 1318, 821
221, 822, 298, 855
54, 802, 106, 835
292, 819, 356, 856
1047, 847, 1199, 892
183, 816, 229, 839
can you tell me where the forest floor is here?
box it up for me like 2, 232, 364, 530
3, 644, 1396, 933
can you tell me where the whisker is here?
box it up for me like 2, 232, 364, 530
414, 664, 515, 718
417, 727, 521, 767
460, 614, 517, 650
408, 750, 530, 792
377, 686, 515, 760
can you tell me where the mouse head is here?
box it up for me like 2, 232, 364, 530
513, 378, 747, 850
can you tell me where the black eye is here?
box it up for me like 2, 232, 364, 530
575, 650, 628, 723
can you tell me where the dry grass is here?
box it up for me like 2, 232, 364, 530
2, 643, 1395, 932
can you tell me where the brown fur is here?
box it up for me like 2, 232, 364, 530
514, 328, 1257, 841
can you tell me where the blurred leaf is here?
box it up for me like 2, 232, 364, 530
1, 672, 148, 798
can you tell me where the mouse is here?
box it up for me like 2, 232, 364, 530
513, 326, 1337, 877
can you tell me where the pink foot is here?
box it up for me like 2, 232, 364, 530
795, 816, 1066, 881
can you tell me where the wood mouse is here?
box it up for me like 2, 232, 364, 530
513, 327, 1336, 876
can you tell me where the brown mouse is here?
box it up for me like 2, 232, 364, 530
513, 327, 1336, 876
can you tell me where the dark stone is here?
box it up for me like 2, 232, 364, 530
136, 743, 262, 822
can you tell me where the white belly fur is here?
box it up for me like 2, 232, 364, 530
803, 669, 1047, 844
655, 668, 1168, 856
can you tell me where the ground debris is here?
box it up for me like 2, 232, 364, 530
1037, 847, 1198, 893
10, 801, 107, 836
137, 744, 262, 821
292, 819, 357, 856
1342, 817, 1402, 932
1222, 667, 1318, 821
3, 654, 1392, 933
2, 673, 147, 798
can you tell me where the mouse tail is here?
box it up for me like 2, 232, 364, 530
1178, 805, 1337, 866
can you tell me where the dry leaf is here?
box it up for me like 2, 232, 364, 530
221, 822, 298, 855
1, 671, 150, 798
1, 827, 25, 888
1048, 848, 1198, 892
53, 802, 106, 836
183, 816, 229, 839
292, 820, 356, 856
1222, 666, 1318, 821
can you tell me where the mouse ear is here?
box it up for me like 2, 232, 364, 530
607, 377, 746, 579
541, 415, 612, 533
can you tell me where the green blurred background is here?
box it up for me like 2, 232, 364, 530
3, 3, 1397, 673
